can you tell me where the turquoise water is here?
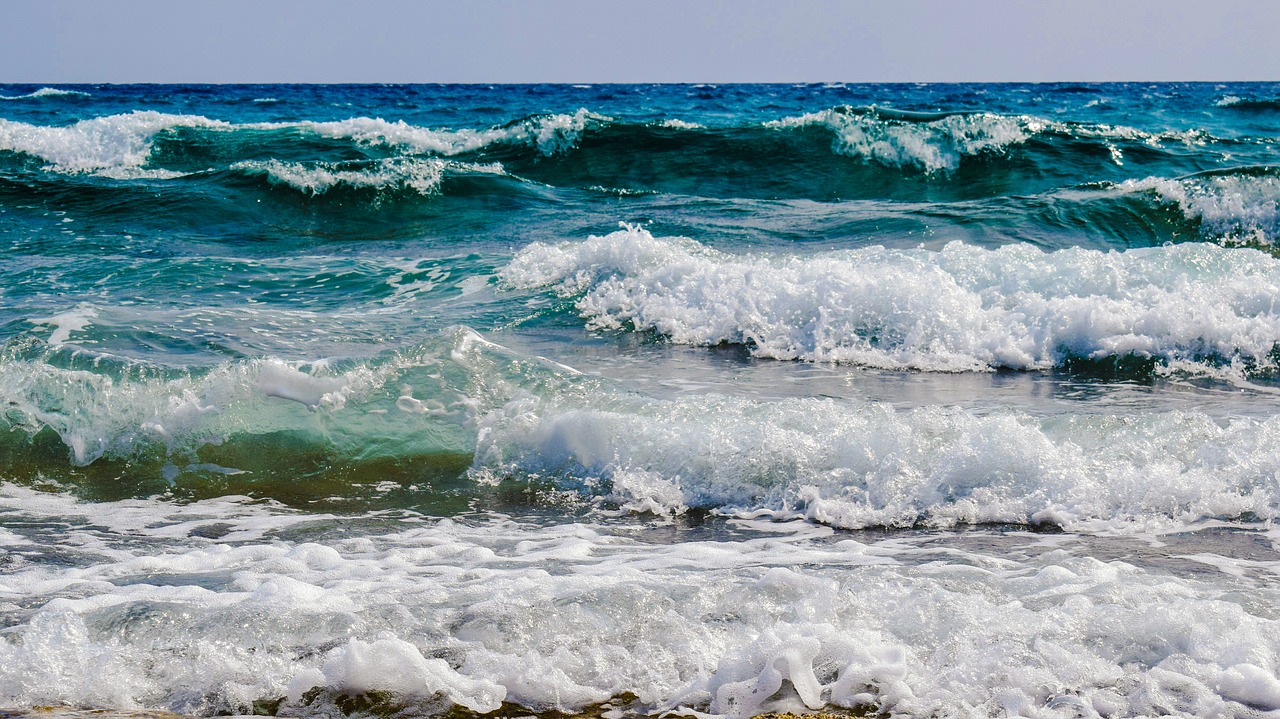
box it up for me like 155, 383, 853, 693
4, 84, 1280, 717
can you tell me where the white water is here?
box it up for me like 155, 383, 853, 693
2, 486, 1280, 718
6, 329, 1280, 532
502, 225, 1280, 373
1123, 172, 1280, 246
230, 158, 504, 196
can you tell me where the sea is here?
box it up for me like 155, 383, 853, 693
2, 82, 1280, 718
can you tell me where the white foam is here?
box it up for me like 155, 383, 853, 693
11, 326, 1280, 531
659, 118, 707, 130
501, 224, 1280, 372
0, 346, 433, 465
768, 109, 1039, 172
232, 157, 448, 196
0, 87, 91, 100
0, 111, 227, 176
29, 303, 97, 345
467, 375, 1280, 530
2, 490, 1280, 717
767, 108, 1209, 173
1122, 173, 1280, 246
0, 109, 602, 179
297, 108, 608, 157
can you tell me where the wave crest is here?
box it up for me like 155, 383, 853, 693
501, 224, 1280, 373
0, 110, 226, 177
11, 328, 1280, 530
768, 107, 1039, 173
299, 108, 608, 156
0, 87, 91, 100
767, 106, 1213, 173
229, 157, 505, 196
1122, 169, 1280, 247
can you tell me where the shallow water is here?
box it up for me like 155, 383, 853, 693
3, 83, 1280, 718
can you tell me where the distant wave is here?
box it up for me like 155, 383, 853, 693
0, 87, 91, 100
502, 224, 1280, 373
294, 108, 609, 156
1215, 95, 1280, 110
0, 109, 603, 178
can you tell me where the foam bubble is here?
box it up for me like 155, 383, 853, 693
501, 224, 1280, 373
658, 118, 706, 130
29, 304, 98, 345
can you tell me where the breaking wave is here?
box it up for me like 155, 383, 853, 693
0, 86, 91, 100
6, 329, 1280, 531
229, 157, 506, 196
1120, 167, 1280, 246
501, 225, 1280, 373
766, 105, 1214, 173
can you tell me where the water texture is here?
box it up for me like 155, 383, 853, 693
3, 83, 1280, 718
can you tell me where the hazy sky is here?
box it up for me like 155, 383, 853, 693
3, 0, 1278, 83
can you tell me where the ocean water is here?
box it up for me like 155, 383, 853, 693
3, 82, 1280, 718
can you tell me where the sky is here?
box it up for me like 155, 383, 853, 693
2, 0, 1278, 83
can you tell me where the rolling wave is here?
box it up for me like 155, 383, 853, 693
0, 111, 229, 177
1120, 166, 1280, 247
228, 157, 506, 196
0, 86, 91, 100
0, 107, 1260, 200
7, 329, 1280, 530
501, 225, 1280, 373
1215, 95, 1280, 111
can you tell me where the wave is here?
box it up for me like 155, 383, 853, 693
296, 108, 609, 156
766, 105, 1217, 174
0, 87, 91, 100
0, 106, 1245, 196
5, 490, 1278, 719
767, 106, 1036, 173
8, 328, 1280, 530
1215, 95, 1280, 110
501, 225, 1280, 373
0, 111, 229, 177
0, 109, 602, 179
228, 157, 506, 196
1119, 167, 1280, 247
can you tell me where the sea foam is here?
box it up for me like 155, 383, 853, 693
229, 157, 503, 196
297, 108, 608, 156
0, 87, 91, 100
10, 329, 1280, 530
768, 107, 1211, 173
501, 225, 1280, 373
768, 108, 1040, 172
1122, 170, 1280, 246
2, 488, 1280, 717
0, 111, 227, 177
